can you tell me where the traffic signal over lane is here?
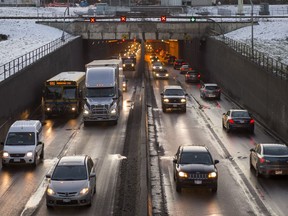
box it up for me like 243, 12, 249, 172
120, 16, 126, 22
190, 17, 197, 22
161, 16, 167, 22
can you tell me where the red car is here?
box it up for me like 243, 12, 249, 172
173, 59, 186, 70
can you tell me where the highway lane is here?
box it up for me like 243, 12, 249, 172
147, 60, 288, 216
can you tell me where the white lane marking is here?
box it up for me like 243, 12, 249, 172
20, 158, 58, 216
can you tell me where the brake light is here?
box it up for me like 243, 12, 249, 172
197, 74, 201, 78
259, 157, 265, 163
250, 119, 255, 124
228, 119, 234, 124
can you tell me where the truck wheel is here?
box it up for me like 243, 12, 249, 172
40, 148, 44, 160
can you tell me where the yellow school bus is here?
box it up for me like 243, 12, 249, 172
42, 71, 85, 118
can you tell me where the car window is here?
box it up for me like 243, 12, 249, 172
164, 89, 185, 96
263, 146, 288, 155
231, 111, 250, 117
52, 165, 87, 181
180, 152, 213, 164
206, 86, 219, 90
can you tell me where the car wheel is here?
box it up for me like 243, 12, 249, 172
222, 120, 225, 129
32, 155, 37, 168
249, 127, 254, 134
40, 148, 44, 160
226, 124, 231, 133
162, 107, 166, 113
249, 157, 254, 170
2, 162, 7, 169
255, 165, 261, 178
46, 203, 53, 209
176, 182, 182, 193
211, 185, 218, 193
182, 107, 186, 113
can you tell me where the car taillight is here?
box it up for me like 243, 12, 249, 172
228, 119, 234, 124
250, 119, 255, 124
259, 157, 266, 163
197, 74, 200, 78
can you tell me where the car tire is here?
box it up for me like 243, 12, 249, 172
226, 124, 231, 133
176, 182, 182, 193
222, 120, 225, 129
249, 157, 254, 170
255, 165, 262, 178
2, 162, 7, 169
32, 155, 37, 168
182, 107, 186, 113
162, 107, 166, 113
40, 148, 44, 160
211, 185, 218, 193
46, 203, 53, 209
249, 128, 254, 134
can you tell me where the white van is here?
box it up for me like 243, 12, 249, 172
1, 120, 44, 167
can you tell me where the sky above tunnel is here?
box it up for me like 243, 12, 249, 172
0, 4, 287, 68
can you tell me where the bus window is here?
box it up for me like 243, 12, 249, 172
45, 86, 62, 100
63, 87, 76, 99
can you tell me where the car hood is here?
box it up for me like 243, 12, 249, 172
49, 180, 88, 192
4, 145, 35, 153
179, 164, 216, 173
87, 97, 114, 106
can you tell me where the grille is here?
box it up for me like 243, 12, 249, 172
57, 192, 77, 197
91, 105, 109, 114
10, 153, 25, 157
170, 98, 181, 103
189, 173, 208, 179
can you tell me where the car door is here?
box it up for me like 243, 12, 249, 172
223, 111, 230, 128
35, 132, 43, 157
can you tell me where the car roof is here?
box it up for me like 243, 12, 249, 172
58, 155, 87, 166
180, 145, 209, 153
230, 109, 248, 112
164, 85, 183, 90
259, 143, 287, 148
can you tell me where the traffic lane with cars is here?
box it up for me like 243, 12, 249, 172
32, 89, 132, 216
0, 86, 132, 216
151, 75, 265, 215
175, 69, 288, 216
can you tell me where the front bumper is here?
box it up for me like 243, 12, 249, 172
46, 193, 92, 207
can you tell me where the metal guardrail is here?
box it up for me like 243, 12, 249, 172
0, 34, 74, 82
217, 36, 288, 80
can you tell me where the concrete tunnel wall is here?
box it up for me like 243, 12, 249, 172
181, 37, 288, 142
0, 37, 84, 141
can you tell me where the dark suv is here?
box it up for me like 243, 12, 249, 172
161, 85, 188, 113
173, 59, 186, 70
173, 145, 219, 193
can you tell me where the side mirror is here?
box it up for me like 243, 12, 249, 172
250, 148, 255, 152
222, 113, 226, 115
185, 93, 188, 96
46, 174, 51, 179
90, 173, 96, 178
160, 93, 164, 96
38, 141, 43, 145
214, 159, 219, 164
173, 155, 177, 163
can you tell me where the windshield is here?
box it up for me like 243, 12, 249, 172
124, 59, 133, 64
264, 146, 288, 155
164, 89, 185, 96
232, 111, 250, 118
44, 86, 62, 100
206, 86, 219, 90
6, 132, 35, 145
180, 152, 213, 164
63, 87, 76, 99
86, 87, 115, 97
52, 165, 87, 181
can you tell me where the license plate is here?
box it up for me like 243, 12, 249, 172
239, 120, 245, 123
63, 199, 71, 203
194, 180, 202, 184
14, 158, 20, 162
208, 94, 215, 97
275, 170, 282, 175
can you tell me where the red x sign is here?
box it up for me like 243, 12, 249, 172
120, 16, 126, 22
161, 16, 166, 22
89, 17, 96, 23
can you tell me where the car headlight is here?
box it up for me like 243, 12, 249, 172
26, 152, 33, 157
123, 82, 126, 87
163, 98, 169, 103
80, 187, 89, 195
46, 107, 51, 111
110, 108, 117, 115
153, 66, 156, 69
165, 74, 169, 77
123, 64, 126, 67
3, 152, 9, 158
208, 172, 217, 178
181, 98, 186, 103
47, 188, 55, 195
178, 171, 188, 178
159, 66, 163, 69
83, 109, 89, 115
132, 63, 134, 67
71, 107, 76, 111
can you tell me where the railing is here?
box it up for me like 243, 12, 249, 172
0, 34, 75, 82
217, 36, 288, 80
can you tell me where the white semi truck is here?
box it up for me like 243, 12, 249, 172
83, 59, 123, 126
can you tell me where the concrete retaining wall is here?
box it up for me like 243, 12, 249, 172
0, 37, 84, 141
183, 37, 288, 142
